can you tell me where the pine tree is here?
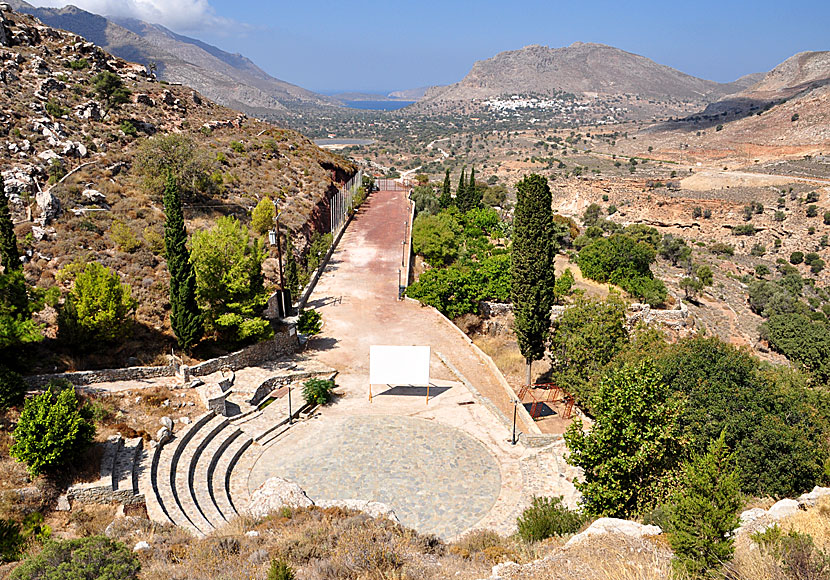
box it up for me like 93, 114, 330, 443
511, 174, 556, 385
439, 169, 452, 208
668, 432, 742, 577
284, 235, 299, 301
163, 173, 203, 350
0, 177, 21, 273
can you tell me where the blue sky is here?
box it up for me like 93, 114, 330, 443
30, 0, 830, 93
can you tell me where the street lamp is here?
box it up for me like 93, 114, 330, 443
511, 399, 518, 445
271, 200, 284, 289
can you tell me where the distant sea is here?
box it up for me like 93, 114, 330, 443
343, 100, 415, 110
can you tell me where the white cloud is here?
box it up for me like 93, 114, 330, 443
27, 0, 231, 32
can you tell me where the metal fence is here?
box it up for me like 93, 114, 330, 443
375, 178, 409, 191
330, 169, 363, 237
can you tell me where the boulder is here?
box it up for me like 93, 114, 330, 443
160, 416, 173, 431
82, 189, 106, 203
565, 517, 662, 547
155, 426, 171, 445
245, 477, 313, 518
35, 189, 60, 224
739, 507, 767, 525
55, 494, 71, 511
247, 548, 268, 564
315, 499, 400, 523
133, 541, 150, 552
797, 486, 830, 508
768, 499, 800, 520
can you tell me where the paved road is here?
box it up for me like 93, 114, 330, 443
306, 187, 535, 434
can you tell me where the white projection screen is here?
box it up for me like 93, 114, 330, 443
369, 345, 431, 386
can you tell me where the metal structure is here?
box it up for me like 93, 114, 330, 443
517, 382, 576, 420
330, 170, 364, 238
375, 178, 408, 191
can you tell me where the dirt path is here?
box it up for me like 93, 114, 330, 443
305, 188, 537, 435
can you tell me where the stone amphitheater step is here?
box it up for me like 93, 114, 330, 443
137, 443, 168, 525
174, 415, 229, 536
100, 435, 121, 482
211, 429, 253, 522
113, 437, 143, 493
195, 425, 243, 531
152, 412, 216, 535
227, 440, 260, 514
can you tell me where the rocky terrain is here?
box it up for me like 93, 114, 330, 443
0, 5, 354, 370
6, 0, 340, 116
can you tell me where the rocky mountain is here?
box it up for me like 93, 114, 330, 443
6, 0, 339, 116
414, 43, 756, 117
0, 5, 353, 368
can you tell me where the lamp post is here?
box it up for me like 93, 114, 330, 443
288, 385, 292, 425
272, 200, 284, 289
511, 400, 517, 445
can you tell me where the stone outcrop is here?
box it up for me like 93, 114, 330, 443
565, 517, 661, 546
245, 477, 314, 518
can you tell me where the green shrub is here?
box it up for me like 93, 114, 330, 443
0, 519, 23, 562
10, 384, 95, 476
67, 58, 88, 70
0, 365, 25, 410
108, 221, 141, 253
267, 559, 296, 580
297, 309, 322, 335
750, 243, 766, 257
45, 100, 67, 118
57, 262, 137, 347
251, 197, 275, 236
302, 378, 334, 406
119, 120, 137, 137
732, 224, 756, 236
790, 251, 804, 265
517, 496, 585, 543
9, 535, 139, 580
709, 242, 734, 256
806, 205, 818, 218
412, 213, 459, 267
668, 433, 742, 577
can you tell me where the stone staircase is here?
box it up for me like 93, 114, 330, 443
137, 396, 303, 537
67, 434, 145, 505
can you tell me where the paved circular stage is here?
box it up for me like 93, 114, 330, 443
248, 415, 502, 538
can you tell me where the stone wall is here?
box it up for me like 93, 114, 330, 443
66, 485, 145, 506
482, 300, 691, 331
188, 330, 299, 377
25, 329, 299, 388
25, 361, 175, 388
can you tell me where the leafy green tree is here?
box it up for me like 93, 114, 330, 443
91, 71, 131, 118
411, 185, 439, 216
135, 134, 216, 199
668, 432, 742, 578
659, 234, 692, 267
57, 263, 136, 347
679, 264, 713, 300
582, 203, 603, 227
405, 266, 480, 319
761, 313, 830, 383
10, 535, 139, 579
549, 296, 629, 405
578, 234, 666, 305
10, 385, 95, 476
0, 177, 20, 273
251, 197, 275, 236
190, 216, 271, 344
163, 173, 203, 350
511, 174, 556, 384
284, 235, 300, 299
411, 213, 459, 267
439, 169, 452, 208
565, 360, 682, 517
657, 336, 825, 497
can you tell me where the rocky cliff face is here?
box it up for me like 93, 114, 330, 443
6, 0, 339, 116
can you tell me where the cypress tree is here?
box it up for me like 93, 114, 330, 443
163, 173, 203, 350
668, 432, 742, 577
284, 235, 299, 301
464, 166, 481, 211
0, 177, 21, 272
511, 174, 556, 385
439, 169, 452, 208
456, 168, 467, 209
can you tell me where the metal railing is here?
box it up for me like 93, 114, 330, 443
330, 170, 363, 238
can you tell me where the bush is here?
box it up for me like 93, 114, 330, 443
0, 519, 23, 562
10, 384, 95, 476
516, 496, 585, 542
297, 309, 321, 335
57, 262, 137, 347
578, 234, 665, 305
824, 211, 830, 225
302, 378, 334, 406
411, 213, 458, 267
806, 205, 818, 218
732, 224, 756, 236
709, 242, 735, 256
750, 243, 766, 257
668, 433, 742, 577
251, 197, 275, 236
0, 365, 25, 409
108, 221, 141, 253
267, 559, 296, 580
405, 267, 480, 319
790, 251, 805, 265
9, 535, 139, 579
